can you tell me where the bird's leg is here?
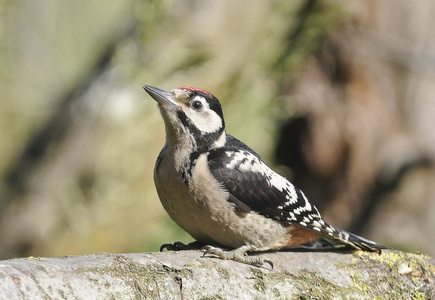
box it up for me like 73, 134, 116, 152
202, 244, 273, 269
160, 241, 204, 252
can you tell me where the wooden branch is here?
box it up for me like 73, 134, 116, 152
0, 250, 433, 299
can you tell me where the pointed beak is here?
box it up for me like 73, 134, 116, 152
142, 85, 178, 107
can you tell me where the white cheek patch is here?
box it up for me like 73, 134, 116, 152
183, 96, 223, 134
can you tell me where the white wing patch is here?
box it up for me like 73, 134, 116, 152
225, 151, 268, 173
293, 199, 312, 215
225, 150, 293, 193
224, 149, 333, 234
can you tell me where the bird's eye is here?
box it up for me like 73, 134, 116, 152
190, 100, 203, 111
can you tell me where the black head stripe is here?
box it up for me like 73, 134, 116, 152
177, 110, 192, 131
177, 111, 224, 153
205, 96, 224, 121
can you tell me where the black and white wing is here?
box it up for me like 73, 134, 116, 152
208, 135, 387, 251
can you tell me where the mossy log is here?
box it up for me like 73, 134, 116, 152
0, 249, 433, 299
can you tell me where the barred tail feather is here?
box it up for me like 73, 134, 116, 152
326, 227, 390, 252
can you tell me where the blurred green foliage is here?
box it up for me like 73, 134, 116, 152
0, 0, 343, 258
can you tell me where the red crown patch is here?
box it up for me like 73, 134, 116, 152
178, 86, 214, 97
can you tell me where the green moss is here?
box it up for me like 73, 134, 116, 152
348, 268, 370, 295
198, 296, 225, 300
250, 268, 267, 293
74, 254, 193, 299
354, 250, 435, 275
410, 290, 426, 300
293, 270, 357, 300
346, 250, 434, 299
72, 252, 433, 299
214, 265, 232, 281
248, 268, 360, 300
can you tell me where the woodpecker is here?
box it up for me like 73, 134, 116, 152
143, 85, 388, 267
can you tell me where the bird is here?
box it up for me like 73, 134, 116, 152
142, 84, 389, 267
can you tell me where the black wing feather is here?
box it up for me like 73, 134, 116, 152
208, 135, 388, 251
208, 135, 320, 223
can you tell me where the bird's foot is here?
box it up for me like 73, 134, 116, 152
201, 245, 273, 269
160, 241, 203, 252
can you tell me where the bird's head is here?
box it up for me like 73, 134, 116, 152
143, 85, 226, 151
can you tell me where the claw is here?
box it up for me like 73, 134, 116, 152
160, 243, 175, 252
264, 259, 274, 270
201, 245, 221, 256
201, 245, 274, 269
160, 241, 203, 252
160, 241, 188, 252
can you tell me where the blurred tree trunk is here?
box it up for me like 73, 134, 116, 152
0, 21, 136, 259
275, 0, 435, 254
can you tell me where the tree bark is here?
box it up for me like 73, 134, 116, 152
1, 250, 433, 299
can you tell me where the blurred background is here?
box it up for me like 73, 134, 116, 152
0, 0, 434, 260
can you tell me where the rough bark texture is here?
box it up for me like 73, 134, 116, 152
1, 250, 433, 299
